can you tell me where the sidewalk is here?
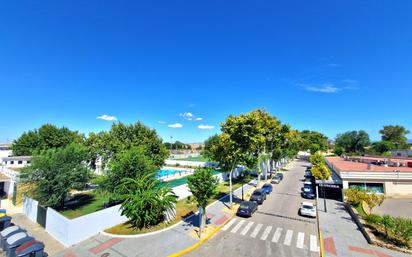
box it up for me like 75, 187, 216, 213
54, 179, 259, 257
318, 199, 410, 257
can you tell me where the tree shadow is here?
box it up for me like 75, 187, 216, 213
62, 194, 95, 211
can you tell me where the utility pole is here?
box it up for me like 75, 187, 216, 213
229, 157, 238, 209
322, 180, 327, 213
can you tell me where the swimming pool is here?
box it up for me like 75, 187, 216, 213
157, 169, 192, 178
160, 169, 222, 188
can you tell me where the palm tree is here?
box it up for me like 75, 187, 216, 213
116, 172, 177, 229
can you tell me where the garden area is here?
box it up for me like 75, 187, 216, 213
345, 188, 412, 252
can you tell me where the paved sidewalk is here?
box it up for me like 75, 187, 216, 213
54, 179, 259, 257
319, 199, 410, 257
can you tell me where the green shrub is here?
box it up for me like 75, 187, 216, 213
382, 215, 394, 237
392, 217, 412, 245
364, 214, 382, 226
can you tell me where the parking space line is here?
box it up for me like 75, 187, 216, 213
272, 227, 283, 243
231, 220, 245, 234
222, 218, 237, 231
310, 235, 319, 252
240, 221, 254, 236
283, 230, 293, 246
250, 223, 263, 238
296, 232, 305, 249
260, 226, 272, 241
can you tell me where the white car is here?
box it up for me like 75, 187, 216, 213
299, 202, 317, 218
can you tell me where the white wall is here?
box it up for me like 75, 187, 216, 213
165, 160, 218, 168
46, 204, 128, 246
22, 196, 38, 223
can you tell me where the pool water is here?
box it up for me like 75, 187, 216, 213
157, 169, 190, 178
160, 169, 222, 188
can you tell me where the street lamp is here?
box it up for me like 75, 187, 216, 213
322, 179, 327, 213
229, 157, 238, 209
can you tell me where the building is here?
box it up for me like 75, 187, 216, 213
1, 156, 32, 169
326, 156, 412, 197
0, 144, 12, 159
391, 149, 412, 158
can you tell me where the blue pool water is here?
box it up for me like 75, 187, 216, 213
157, 169, 190, 178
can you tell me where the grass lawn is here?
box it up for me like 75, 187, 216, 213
173, 156, 210, 162
60, 193, 106, 219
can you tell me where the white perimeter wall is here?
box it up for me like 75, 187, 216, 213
46, 204, 128, 246
23, 196, 38, 223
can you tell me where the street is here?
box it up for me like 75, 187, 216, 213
185, 159, 320, 257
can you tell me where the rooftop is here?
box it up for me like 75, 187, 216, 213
326, 156, 412, 173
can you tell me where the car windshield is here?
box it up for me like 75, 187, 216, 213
239, 204, 250, 210
253, 191, 262, 196
303, 205, 314, 210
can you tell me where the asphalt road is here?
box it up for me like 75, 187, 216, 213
185, 159, 320, 257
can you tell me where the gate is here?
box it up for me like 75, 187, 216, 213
36, 205, 47, 228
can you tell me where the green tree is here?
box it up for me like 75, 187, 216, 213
300, 130, 329, 154
334, 130, 371, 155
309, 152, 325, 166
20, 143, 91, 209
12, 124, 84, 156
363, 192, 385, 214
187, 167, 219, 212
84, 122, 169, 169
202, 134, 221, 161
379, 125, 410, 149
310, 163, 331, 180
371, 141, 395, 155
100, 147, 157, 200
116, 174, 177, 229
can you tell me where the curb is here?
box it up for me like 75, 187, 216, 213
168, 212, 236, 257
319, 231, 324, 257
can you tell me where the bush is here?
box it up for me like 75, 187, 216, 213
344, 188, 366, 206
392, 217, 412, 245
364, 214, 382, 226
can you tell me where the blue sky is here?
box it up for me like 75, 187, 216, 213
1, 1, 411, 143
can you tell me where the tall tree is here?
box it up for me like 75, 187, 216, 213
334, 130, 371, 155
187, 167, 219, 213
379, 125, 410, 149
12, 124, 84, 156
84, 122, 169, 169
20, 143, 91, 209
100, 147, 157, 199
300, 130, 329, 154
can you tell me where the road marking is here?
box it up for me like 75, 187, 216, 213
222, 218, 237, 231
260, 226, 272, 240
231, 220, 245, 234
272, 227, 283, 243
296, 232, 305, 249
283, 230, 293, 246
240, 221, 254, 236
250, 223, 263, 238
310, 235, 319, 252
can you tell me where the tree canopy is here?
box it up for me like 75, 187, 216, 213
20, 143, 91, 209
299, 130, 329, 154
84, 122, 169, 169
334, 130, 371, 155
379, 125, 410, 149
12, 124, 84, 156
187, 167, 219, 211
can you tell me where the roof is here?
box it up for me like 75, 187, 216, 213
326, 156, 412, 173
0, 173, 11, 181
1, 156, 32, 161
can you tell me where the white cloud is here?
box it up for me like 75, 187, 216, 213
195, 117, 203, 121
168, 123, 183, 128
96, 114, 117, 121
180, 112, 194, 121
198, 125, 215, 130
300, 84, 341, 93
157, 121, 166, 124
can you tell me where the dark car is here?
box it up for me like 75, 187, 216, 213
305, 170, 312, 178
276, 173, 284, 180
236, 201, 258, 217
250, 189, 267, 204
262, 183, 273, 194
301, 188, 316, 199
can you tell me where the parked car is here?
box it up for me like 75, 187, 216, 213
236, 201, 258, 217
262, 183, 273, 194
299, 202, 317, 218
271, 173, 283, 184
305, 170, 312, 178
301, 188, 316, 199
250, 189, 267, 204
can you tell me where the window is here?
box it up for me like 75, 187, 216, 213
10, 161, 14, 165
349, 182, 384, 194
18, 161, 23, 165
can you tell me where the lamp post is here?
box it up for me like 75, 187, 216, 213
322, 179, 327, 213
229, 157, 238, 209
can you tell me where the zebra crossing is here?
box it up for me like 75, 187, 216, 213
222, 218, 319, 253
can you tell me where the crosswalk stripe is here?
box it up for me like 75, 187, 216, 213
231, 220, 245, 234
260, 226, 272, 241
222, 218, 237, 231
296, 232, 305, 249
310, 235, 319, 252
272, 227, 283, 243
283, 230, 293, 246
250, 223, 263, 238
240, 222, 254, 236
